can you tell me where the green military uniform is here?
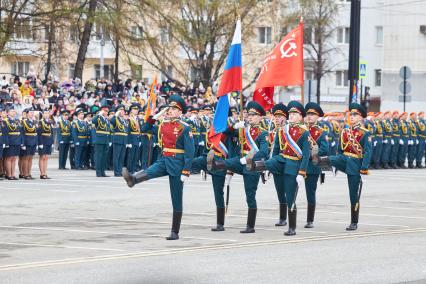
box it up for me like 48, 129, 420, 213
93, 106, 111, 177
57, 110, 72, 169
110, 105, 128, 177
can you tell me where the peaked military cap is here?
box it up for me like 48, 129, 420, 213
246, 101, 266, 116
168, 94, 187, 114
272, 103, 288, 117
349, 102, 367, 118
305, 102, 324, 117
288, 100, 306, 117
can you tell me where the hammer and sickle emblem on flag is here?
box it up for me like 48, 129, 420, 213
280, 35, 298, 58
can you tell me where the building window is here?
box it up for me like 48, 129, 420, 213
95, 24, 110, 41
161, 65, 173, 82
304, 27, 313, 44
69, 25, 79, 42
131, 65, 142, 80
335, 70, 349, 87
131, 26, 144, 39
94, 64, 114, 80
258, 27, 272, 44
160, 27, 171, 44
375, 26, 383, 45
14, 18, 32, 39
337, 27, 350, 44
44, 25, 55, 41
11, 62, 30, 77
305, 70, 314, 80
375, 69, 382, 87
69, 64, 75, 79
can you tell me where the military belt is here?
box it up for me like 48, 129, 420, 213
419, 134, 426, 138
214, 151, 224, 157
163, 148, 185, 154
403, 135, 409, 138
385, 135, 392, 138
281, 154, 300, 161
114, 133, 128, 136
9, 132, 20, 135
25, 133, 37, 136
343, 152, 363, 159
392, 134, 400, 137
376, 134, 383, 137
130, 132, 140, 135
96, 131, 110, 135
61, 133, 70, 136
78, 136, 88, 139
193, 132, 200, 135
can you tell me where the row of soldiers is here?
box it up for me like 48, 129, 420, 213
122, 94, 372, 240
0, 106, 54, 180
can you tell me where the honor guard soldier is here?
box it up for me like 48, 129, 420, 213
365, 113, 376, 169
106, 109, 115, 171
381, 111, 393, 169
122, 95, 195, 240
186, 107, 201, 157
303, 102, 329, 228
415, 112, 425, 168
86, 112, 96, 170
72, 109, 89, 170
330, 115, 341, 155
390, 111, 402, 169
21, 108, 38, 179
408, 112, 419, 168
93, 106, 111, 177
372, 113, 384, 169
127, 103, 141, 174
139, 107, 152, 170
38, 109, 54, 179
58, 110, 72, 170
319, 103, 372, 231
110, 105, 128, 177
208, 101, 269, 234
3, 106, 22, 180
199, 105, 213, 156
18, 109, 28, 178
397, 112, 409, 168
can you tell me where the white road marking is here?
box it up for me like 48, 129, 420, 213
0, 227, 425, 272
0, 241, 124, 252
382, 199, 426, 205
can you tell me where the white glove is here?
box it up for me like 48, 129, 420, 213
139, 142, 141, 146
21, 145, 26, 150
373, 141, 377, 147
391, 140, 394, 145
240, 157, 247, 165
331, 141, 336, 147
2, 144, 5, 148
399, 139, 404, 145
416, 139, 419, 145
198, 141, 205, 146
87, 141, 90, 145
108, 142, 112, 147
264, 170, 271, 181
127, 144, 132, 148
39, 145, 44, 149
383, 140, 388, 144
409, 140, 413, 145
76, 142, 80, 146
233, 121, 245, 129
70, 144, 75, 148
5, 145, 9, 148
225, 174, 233, 186
296, 174, 304, 184
153, 107, 168, 120
59, 141, 64, 144
180, 175, 189, 183
115, 111, 120, 117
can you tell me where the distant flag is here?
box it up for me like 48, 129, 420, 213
144, 76, 157, 121
209, 19, 242, 156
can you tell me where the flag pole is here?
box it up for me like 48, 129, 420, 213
300, 16, 305, 105
301, 84, 305, 105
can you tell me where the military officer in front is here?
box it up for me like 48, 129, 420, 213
3, 106, 22, 180
208, 101, 269, 234
38, 108, 54, 179
110, 105, 128, 177
126, 103, 141, 174
57, 110, 72, 170
319, 103, 372, 231
122, 95, 195, 240
304, 102, 329, 228
93, 105, 111, 177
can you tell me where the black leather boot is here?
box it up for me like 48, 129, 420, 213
318, 156, 331, 169
207, 150, 226, 171
122, 168, 149, 188
253, 160, 266, 172
304, 203, 315, 228
346, 205, 359, 231
275, 203, 287, 226
240, 208, 257, 233
245, 151, 256, 171
211, 207, 225, 231
383, 163, 390, 169
284, 206, 297, 236
166, 211, 183, 240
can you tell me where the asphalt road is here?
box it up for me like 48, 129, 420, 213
0, 158, 426, 284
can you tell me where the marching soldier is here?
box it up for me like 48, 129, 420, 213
93, 106, 111, 177
416, 111, 425, 168
408, 112, 418, 168
319, 103, 372, 231
381, 111, 393, 169
330, 114, 341, 155
398, 112, 409, 168
304, 102, 329, 228
3, 106, 22, 180
390, 111, 401, 169
122, 95, 195, 240
208, 101, 269, 234
57, 110, 72, 170
127, 103, 141, 174
21, 108, 38, 179
71, 109, 89, 170
110, 105, 128, 177
38, 108, 54, 179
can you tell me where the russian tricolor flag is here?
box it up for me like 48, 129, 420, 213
209, 20, 242, 156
